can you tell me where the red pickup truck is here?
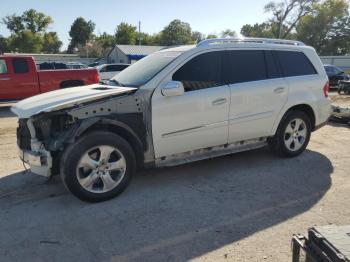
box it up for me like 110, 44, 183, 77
0, 55, 99, 102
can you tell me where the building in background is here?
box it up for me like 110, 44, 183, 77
106, 45, 166, 64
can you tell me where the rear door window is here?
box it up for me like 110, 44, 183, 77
172, 51, 224, 91
224, 50, 268, 85
275, 51, 317, 77
13, 58, 29, 74
0, 59, 7, 74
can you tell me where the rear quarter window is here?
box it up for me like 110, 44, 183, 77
13, 58, 29, 74
275, 51, 317, 77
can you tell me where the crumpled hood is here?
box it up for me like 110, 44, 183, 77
11, 84, 137, 118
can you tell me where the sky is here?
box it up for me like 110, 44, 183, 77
0, 0, 272, 49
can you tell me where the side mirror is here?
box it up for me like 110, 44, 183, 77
161, 81, 184, 97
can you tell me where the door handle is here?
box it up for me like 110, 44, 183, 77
274, 87, 286, 94
0, 78, 10, 81
212, 98, 227, 106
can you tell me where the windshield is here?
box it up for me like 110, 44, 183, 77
110, 51, 182, 87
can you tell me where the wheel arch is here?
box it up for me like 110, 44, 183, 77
272, 103, 316, 135
60, 80, 85, 88
73, 118, 145, 168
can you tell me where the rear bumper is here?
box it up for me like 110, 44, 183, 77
19, 148, 52, 177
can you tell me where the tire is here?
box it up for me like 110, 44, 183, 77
269, 110, 312, 157
60, 131, 136, 202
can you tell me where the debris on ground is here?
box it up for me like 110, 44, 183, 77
330, 105, 350, 125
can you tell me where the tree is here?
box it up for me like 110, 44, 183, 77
114, 22, 137, 45
221, 29, 237, 38
8, 30, 43, 53
297, 0, 350, 55
2, 9, 52, 34
191, 31, 205, 43
206, 34, 218, 39
264, 0, 318, 38
94, 32, 115, 56
2, 9, 62, 53
159, 19, 193, 45
68, 17, 95, 52
241, 23, 278, 38
42, 32, 62, 53
0, 36, 10, 54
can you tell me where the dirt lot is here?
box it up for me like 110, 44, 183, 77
0, 94, 349, 262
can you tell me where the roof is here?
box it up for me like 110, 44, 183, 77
114, 45, 166, 56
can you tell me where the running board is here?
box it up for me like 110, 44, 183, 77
156, 137, 268, 167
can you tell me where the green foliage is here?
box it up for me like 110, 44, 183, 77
42, 32, 62, 53
241, 22, 279, 38
191, 31, 205, 43
264, 0, 317, 38
206, 34, 218, 39
115, 23, 137, 45
297, 0, 350, 55
8, 30, 43, 53
2, 9, 61, 53
0, 36, 10, 54
3, 9, 52, 34
68, 17, 95, 52
159, 19, 193, 45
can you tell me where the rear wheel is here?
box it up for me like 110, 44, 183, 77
60, 131, 136, 202
270, 111, 311, 157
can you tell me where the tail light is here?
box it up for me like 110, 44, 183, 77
92, 69, 99, 83
323, 81, 329, 98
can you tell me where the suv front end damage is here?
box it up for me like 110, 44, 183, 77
17, 118, 53, 177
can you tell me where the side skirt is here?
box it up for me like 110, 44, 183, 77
155, 137, 268, 167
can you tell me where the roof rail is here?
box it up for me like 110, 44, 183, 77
196, 37, 305, 47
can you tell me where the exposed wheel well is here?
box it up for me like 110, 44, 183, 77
78, 123, 144, 168
60, 80, 84, 88
285, 104, 316, 130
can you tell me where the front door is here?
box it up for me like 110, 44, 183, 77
152, 51, 230, 158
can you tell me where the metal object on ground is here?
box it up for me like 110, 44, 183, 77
338, 80, 350, 95
330, 105, 350, 125
292, 225, 350, 262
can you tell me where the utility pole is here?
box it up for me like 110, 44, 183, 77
138, 21, 141, 45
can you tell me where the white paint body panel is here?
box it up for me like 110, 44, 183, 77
228, 78, 288, 142
152, 85, 230, 158
11, 84, 136, 118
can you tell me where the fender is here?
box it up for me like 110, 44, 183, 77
72, 117, 145, 163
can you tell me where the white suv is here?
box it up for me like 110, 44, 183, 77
12, 38, 331, 202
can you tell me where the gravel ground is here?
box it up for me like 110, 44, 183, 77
0, 94, 349, 262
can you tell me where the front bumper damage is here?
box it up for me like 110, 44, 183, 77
18, 118, 53, 177
19, 148, 52, 177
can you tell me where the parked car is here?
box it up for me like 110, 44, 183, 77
324, 64, 350, 88
97, 63, 130, 80
38, 62, 68, 70
66, 62, 88, 69
12, 38, 331, 202
0, 55, 99, 101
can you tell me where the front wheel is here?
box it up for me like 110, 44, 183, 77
60, 131, 136, 202
269, 111, 312, 157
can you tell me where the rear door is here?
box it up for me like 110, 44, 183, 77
0, 57, 39, 101
226, 50, 289, 143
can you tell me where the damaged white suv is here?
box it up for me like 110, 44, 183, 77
12, 38, 331, 202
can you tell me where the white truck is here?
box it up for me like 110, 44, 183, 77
12, 38, 331, 202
